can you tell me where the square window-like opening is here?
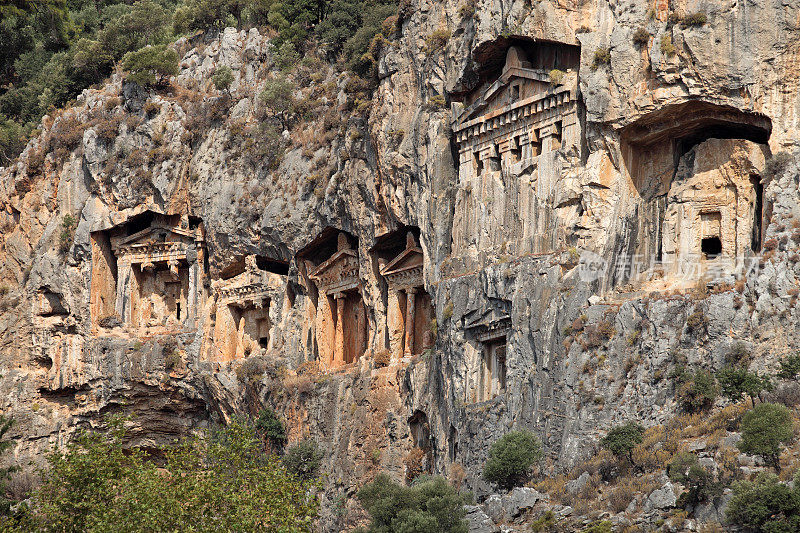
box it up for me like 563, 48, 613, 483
511, 85, 520, 103
701, 237, 722, 257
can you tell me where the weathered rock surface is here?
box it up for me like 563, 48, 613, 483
0, 0, 799, 531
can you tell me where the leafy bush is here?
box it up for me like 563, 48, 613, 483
592, 47, 611, 69
259, 76, 297, 129
660, 34, 676, 56
122, 45, 178, 88
282, 440, 323, 481
717, 366, 772, 406
357, 474, 468, 533
677, 369, 718, 413
483, 430, 543, 490
164, 349, 182, 370
212, 65, 234, 92
682, 12, 707, 27
667, 452, 721, 507
255, 407, 287, 452
632, 28, 650, 47
726, 472, 800, 532
59, 214, 77, 254
686, 309, 707, 333
778, 355, 800, 379
600, 422, 644, 466
549, 69, 564, 85
737, 403, 794, 470
14, 416, 318, 531
0, 415, 17, 515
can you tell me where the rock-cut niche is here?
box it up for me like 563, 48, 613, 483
371, 228, 434, 361
90, 211, 206, 333
463, 298, 511, 404
210, 254, 289, 361
297, 228, 368, 369
620, 102, 772, 281
449, 37, 581, 260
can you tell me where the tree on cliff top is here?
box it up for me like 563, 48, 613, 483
13, 415, 318, 532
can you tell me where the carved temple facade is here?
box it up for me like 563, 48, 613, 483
450, 40, 581, 260
90, 211, 206, 333
378, 232, 433, 360
463, 299, 511, 403
209, 255, 288, 362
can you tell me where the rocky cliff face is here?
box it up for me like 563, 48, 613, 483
2, 0, 800, 530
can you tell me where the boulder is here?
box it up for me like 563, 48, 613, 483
464, 505, 499, 533
645, 482, 677, 511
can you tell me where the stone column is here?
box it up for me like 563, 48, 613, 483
115, 258, 133, 326
404, 288, 417, 357
334, 293, 345, 366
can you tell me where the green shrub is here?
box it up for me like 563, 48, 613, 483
677, 369, 718, 413
717, 366, 772, 406
0, 415, 17, 515
20, 416, 318, 531
212, 65, 233, 93
600, 422, 644, 466
259, 76, 296, 129
357, 474, 468, 533
549, 69, 564, 85
682, 12, 707, 27
632, 28, 650, 47
726, 472, 800, 532
424, 28, 450, 51
660, 34, 676, 56
592, 47, 611, 70
738, 403, 794, 471
164, 350, 181, 370
255, 408, 287, 452
122, 45, 178, 88
582, 521, 613, 533
59, 214, 77, 254
667, 452, 721, 507
530, 510, 556, 532
483, 430, 543, 490
282, 440, 323, 481
686, 309, 707, 333
778, 355, 800, 379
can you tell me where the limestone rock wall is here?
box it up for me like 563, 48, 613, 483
1, 0, 800, 530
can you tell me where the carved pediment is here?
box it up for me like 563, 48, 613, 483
310, 249, 360, 294
381, 247, 424, 288
464, 298, 512, 341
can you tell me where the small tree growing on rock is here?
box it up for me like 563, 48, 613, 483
717, 366, 772, 406
255, 408, 287, 453
282, 440, 322, 482
483, 430, 543, 491
726, 472, 800, 531
600, 422, 644, 467
738, 403, 794, 471
122, 45, 178, 88
212, 65, 234, 93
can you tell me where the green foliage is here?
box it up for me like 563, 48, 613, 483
549, 69, 564, 85
717, 366, 772, 406
122, 44, 179, 88
482, 430, 543, 490
677, 369, 718, 413
259, 76, 297, 129
778, 355, 800, 379
591, 47, 611, 70
667, 452, 721, 507
0, 415, 17, 516
212, 65, 234, 92
59, 214, 77, 254
738, 403, 794, 470
600, 422, 644, 466
660, 34, 676, 57
726, 472, 800, 532
357, 473, 469, 533
530, 510, 556, 532
632, 27, 649, 47
1, 0, 175, 164
18, 415, 318, 531
255, 407, 287, 452
282, 439, 323, 481
681, 12, 707, 27
582, 521, 612, 533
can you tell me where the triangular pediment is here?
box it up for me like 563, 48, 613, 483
309, 249, 357, 279
464, 299, 512, 331
459, 69, 550, 125
381, 247, 424, 276
119, 225, 195, 247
